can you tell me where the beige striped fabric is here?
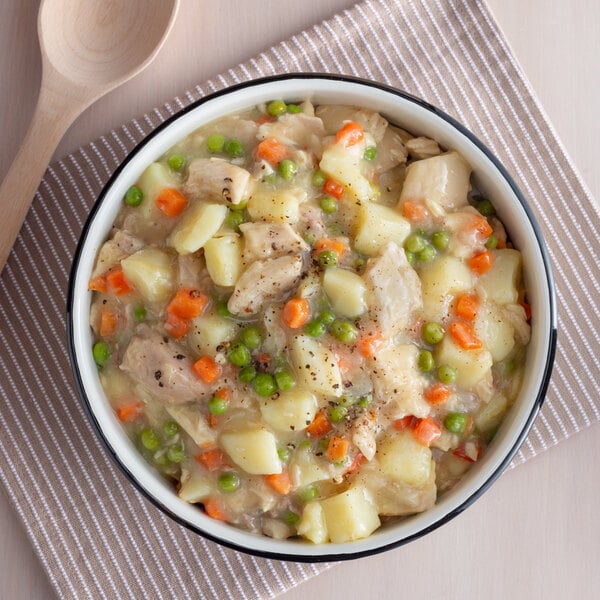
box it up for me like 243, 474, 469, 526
0, 0, 598, 598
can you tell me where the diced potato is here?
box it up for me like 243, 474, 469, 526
478, 249, 522, 305
354, 201, 411, 256
322, 268, 367, 318
167, 202, 227, 254
137, 162, 178, 221
99, 366, 134, 400
121, 247, 175, 303
298, 502, 328, 544
259, 389, 318, 433
435, 336, 493, 389
475, 394, 508, 432
178, 470, 211, 503
420, 255, 473, 321
247, 187, 306, 224
290, 335, 343, 398
188, 314, 237, 356
320, 485, 381, 543
376, 431, 433, 487
398, 151, 471, 210
289, 448, 329, 488
475, 302, 515, 362
220, 427, 282, 475
165, 405, 217, 447
203, 234, 243, 287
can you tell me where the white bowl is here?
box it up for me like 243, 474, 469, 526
67, 74, 557, 561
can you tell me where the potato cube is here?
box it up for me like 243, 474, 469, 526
354, 201, 411, 256
121, 247, 175, 303
188, 314, 237, 356
322, 267, 367, 318
178, 471, 211, 503
137, 162, 178, 221
247, 187, 306, 224
203, 234, 243, 287
167, 202, 227, 254
435, 335, 493, 389
289, 449, 329, 488
298, 502, 328, 544
220, 427, 282, 475
478, 249, 522, 305
376, 431, 433, 487
259, 388, 318, 433
475, 394, 508, 432
475, 302, 515, 362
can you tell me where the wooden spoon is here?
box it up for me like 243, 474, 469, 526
0, 0, 179, 272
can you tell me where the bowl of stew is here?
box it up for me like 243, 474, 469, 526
67, 74, 556, 560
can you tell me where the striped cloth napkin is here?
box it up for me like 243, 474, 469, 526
0, 0, 598, 598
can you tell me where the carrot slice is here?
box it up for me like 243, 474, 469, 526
326, 436, 349, 462
449, 321, 483, 350
265, 470, 292, 495
88, 274, 107, 293
255, 137, 289, 165
203, 498, 227, 521
454, 293, 479, 321
468, 250, 494, 275
306, 411, 332, 438
106, 269, 133, 296
520, 301, 532, 321
163, 312, 190, 339
195, 448, 226, 471
392, 415, 417, 431
192, 356, 222, 384
282, 297, 310, 329
167, 287, 209, 319
323, 178, 344, 199
344, 452, 365, 474
413, 417, 442, 447
99, 308, 118, 337
256, 115, 275, 125
314, 237, 346, 258
335, 121, 365, 147
424, 383, 452, 405
357, 331, 384, 358
155, 188, 188, 217
116, 402, 143, 423
467, 213, 493, 239
401, 201, 429, 222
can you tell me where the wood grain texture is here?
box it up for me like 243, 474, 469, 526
0, 1, 597, 598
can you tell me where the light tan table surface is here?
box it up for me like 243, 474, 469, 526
1, 1, 598, 598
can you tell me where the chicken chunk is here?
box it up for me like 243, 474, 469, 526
315, 105, 388, 142
183, 158, 251, 207
239, 222, 309, 264
258, 113, 325, 155
92, 229, 144, 276
166, 404, 216, 447
120, 327, 212, 404
227, 254, 304, 315
362, 242, 423, 338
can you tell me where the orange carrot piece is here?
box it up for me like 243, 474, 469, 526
401, 201, 429, 222
392, 415, 417, 431
203, 498, 227, 521
413, 417, 442, 447
424, 383, 452, 405
167, 287, 209, 319
454, 293, 479, 321
282, 297, 310, 329
314, 237, 346, 258
256, 115, 275, 125
192, 356, 222, 384
214, 386, 232, 401
326, 436, 349, 462
306, 411, 332, 438
453, 440, 482, 462
323, 178, 344, 199
207, 413, 218, 428
255, 137, 289, 165
449, 321, 483, 350
468, 213, 493, 239
163, 312, 190, 339
99, 308, 118, 337
357, 331, 384, 358
520, 301, 532, 321
106, 269, 133, 295
265, 470, 292, 495
155, 188, 188, 217
335, 121, 365, 147
344, 452, 365, 474
468, 250, 494, 275
195, 448, 226, 471
88, 274, 107, 293
116, 402, 143, 423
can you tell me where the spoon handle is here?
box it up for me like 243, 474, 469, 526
0, 84, 80, 274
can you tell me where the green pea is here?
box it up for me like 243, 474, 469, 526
418, 245, 436, 262
338, 395, 355, 407
216, 300, 232, 318
277, 447, 290, 463
240, 326, 262, 350
208, 395, 228, 416
312, 169, 327, 187
330, 320, 358, 343
267, 99, 287, 116
264, 172, 278, 185
329, 405, 348, 423
405, 234, 426, 254
318, 249, 339, 268
92, 341, 110, 367
218, 471, 241, 493
227, 343, 251, 367
317, 437, 330, 452
303, 232, 317, 246
444, 412, 468, 434
154, 451, 170, 467
226, 209, 245, 231
485, 233, 498, 249
319, 195, 338, 214
207, 133, 225, 153
275, 369, 295, 391
297, 439, 312, 451
287, 103, 302, 114
299, 484, 318, 502
475, 198, 495, 217
124, 185, 143, 207
283, 510, 300, 526
163, 421, 179, 437
304, 319, 326, 338
423, 322, 445, 345
239, 365, 257, 383
418, 350, 435, 372
140, 428, 160, 451
133, 305, 146, 322
363, 146, 377, 161
437, 364, 457, 385
253, 373, 277, 397
357, 394, 372, 408
224, 138, 244, 158
167, 154, 186, 171
431, 230, 450, 250
405, 250, 416, 265
278, 158, 298, 180
318, 311, 335, 326
167, 444, 185, 463
353, 257, 366, 270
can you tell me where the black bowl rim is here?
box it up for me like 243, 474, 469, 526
66, 72, 557, 562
